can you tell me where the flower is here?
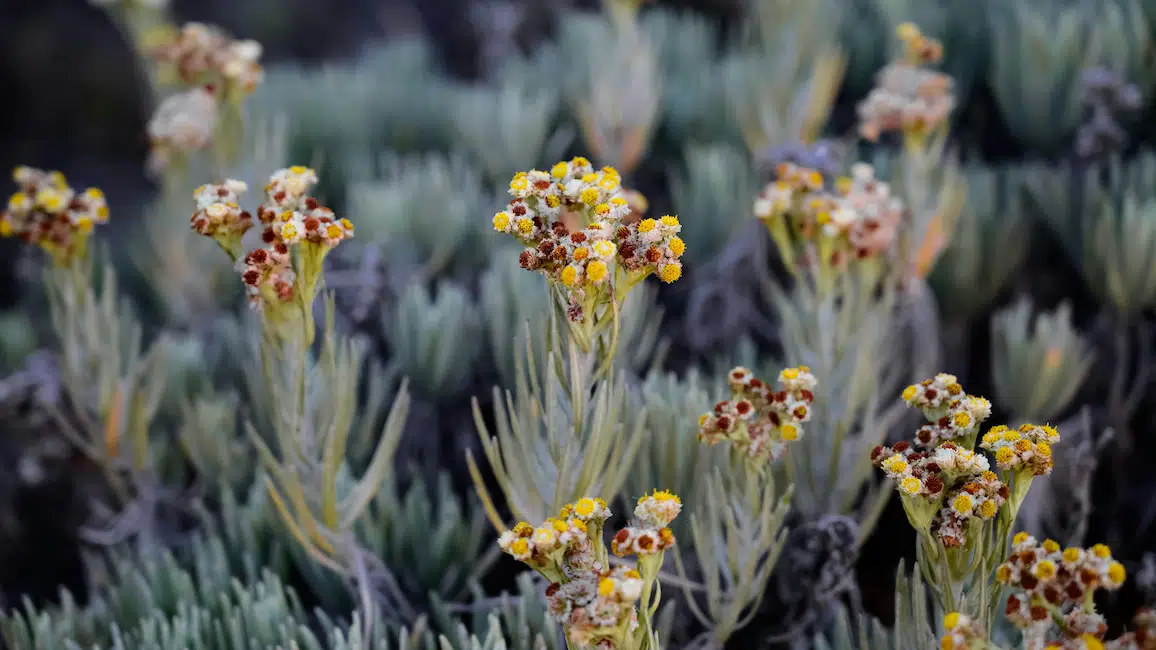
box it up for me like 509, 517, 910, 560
698, 365, 817, 464
980, 422, 1060, 476
0, 166, 109, 265
146, 22, 264, 99
857, 25, 953, 145
147, 85, 219, 174
494, 159, 685, 331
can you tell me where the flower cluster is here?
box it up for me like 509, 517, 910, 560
492, 158, 684, 325
145, 22, 263, 99
1109, 608, 1156, 650
873, 440, 1008, 546
190, 180, 253, 258
940, 612, 987, 650
754, 162, 904, 270
1, 166, 109, 266
611, 491, 681, 558
698, 366, 817, 464
980, 423, 1060, 477
997, 534, 1127, 649
857, 23, 955, 145
147, 85, 219, 174
191, 167, 353, 326
499, 496, 671, 650
901, 373, 993, 447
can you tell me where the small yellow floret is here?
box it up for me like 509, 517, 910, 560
580, 188, 600, 205
574, 498, 596, 518
659, 263, 681, 283
1108, 562, 1126, 584
781, 423, 799, 441
551, 162, 569, 178
951, 494, 973, 515
902, 385, 918, 400
659, 215, 680, 228
900, 476, 922, 494
1092, 543, 1111, 559
510, 538, 529, 556
1042, 539, 1060, 553
943, 612, 960, 630
586, 260, 608, 283
995, 447, 1015, 464
598, 578, 615, 596
1013, 532, 1030, 545
1033, 560, 1057, 580
493, 212, 510, 231
516, 218, 534, 235
637, 218, 656, 233
560, 266, 578, 286
668, 236, 685, 257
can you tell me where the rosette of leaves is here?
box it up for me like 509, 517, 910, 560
990, 297, 1094, 423
625, 369, 729, 535
450, 63, 573, 186
427, 572, 562, 650
725, 0, 845, 152
469, 317, 645, 528
346, 151, 492, 279
672, 466, 792, 647
929, 164, 1030, 323
552, 8, 661, 173
0, 528, 537, 650
175, 390, 250, 491
811, 564, 939, 649
1077, 151, 1156, 315
668, 143, 760, 268
251, 39, 456, 179
478, 253, 552, 389
384, 280, 480, 402
987, 0, 1148, 155
640, 8, 737, 144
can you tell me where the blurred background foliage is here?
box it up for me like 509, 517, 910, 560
3, 0, 1156, 648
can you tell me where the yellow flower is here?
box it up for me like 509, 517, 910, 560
571, 156, 590, 168
580, 188, 600, 205
1063, 547, 1081, 563
1002, 429, 1021, 442
1092, 543, 1111, 559
573, 247, 590, 261
981, 471, 997, 482
637, 218, 656, 233
1108, 562, 1126, 584
646, 489, 680, 504
516, 218, 534, 235
1033, 560, 1057, 580
1042, 539, 1060, 553
658, 263, 681, 283
995, 564, 1012, 582
782, 367, 799, 380
668, 236, 685, 257
781, 424, 799, 440
598, 578, 616, 596
943, 612, 960, 630
1012, 532, 1030, 545
951, 494, 973, 515
546, 194, 561, 208
513, 521, 533, 536
593, 240, 616, 257
902, 385, 918, 400
510, 176, 529, 193
510, 538, 529, 556
560, 266, 578, 286
551, 162, 569, 178
282, 222, 298, 239
1035, 441, 1052, 457
586, 260, 608, 283
900, 476, 922, 494
979, 500, 998, 519
574, 498, 597, 518
896, 22, 920, 41
952, 411, 972, 428
1080, 635, 1104, 650
35, 188, 65, 212
0, 219, 11, 237
659, 215, 680, 228
492, 211, 510, 231
995, 447, 1015, 464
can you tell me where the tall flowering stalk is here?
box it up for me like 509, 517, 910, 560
874, 375, 1145, 648
492, 157, 684, 372
498, 492, 680, 650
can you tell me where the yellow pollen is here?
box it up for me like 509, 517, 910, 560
780, 424, 799, 441
560, 266, 578, 286
902, 385, 917, 400
668, 236, 685, 257
598, 578, 615, 596
586, 260, 608, 283
658, 263, 681, 283
637, 218, 656, 233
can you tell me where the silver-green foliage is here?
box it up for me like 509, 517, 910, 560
346, 152, 492, 277
479, 252, 552, 390
386, 281, 481, 401
1081, 152, 1156, 315
811, 564, 940, 649
990, 297, 1094, 423
451, 64, 573, 185
668, 143, 759, 267
929, 164, 1030, 322
987, 0, 1149, 154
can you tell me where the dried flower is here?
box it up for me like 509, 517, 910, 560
498, 496, 669, 650
901, 373, 992, 448
698, 365, 817, 465
858, 23, 954, 147
997, 534, 1126, 647
146, 22, 264, 100
492, 158, 684, 354
754, 162, 904, 274
193, 166, 352, 342
939, 611, 987, 650
147, 85, 219, 175
0, 166, 109, 266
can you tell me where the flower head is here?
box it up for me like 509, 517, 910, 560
146, 22, 264, 99
1, 166, 109, 266
698, 365, 817, 464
